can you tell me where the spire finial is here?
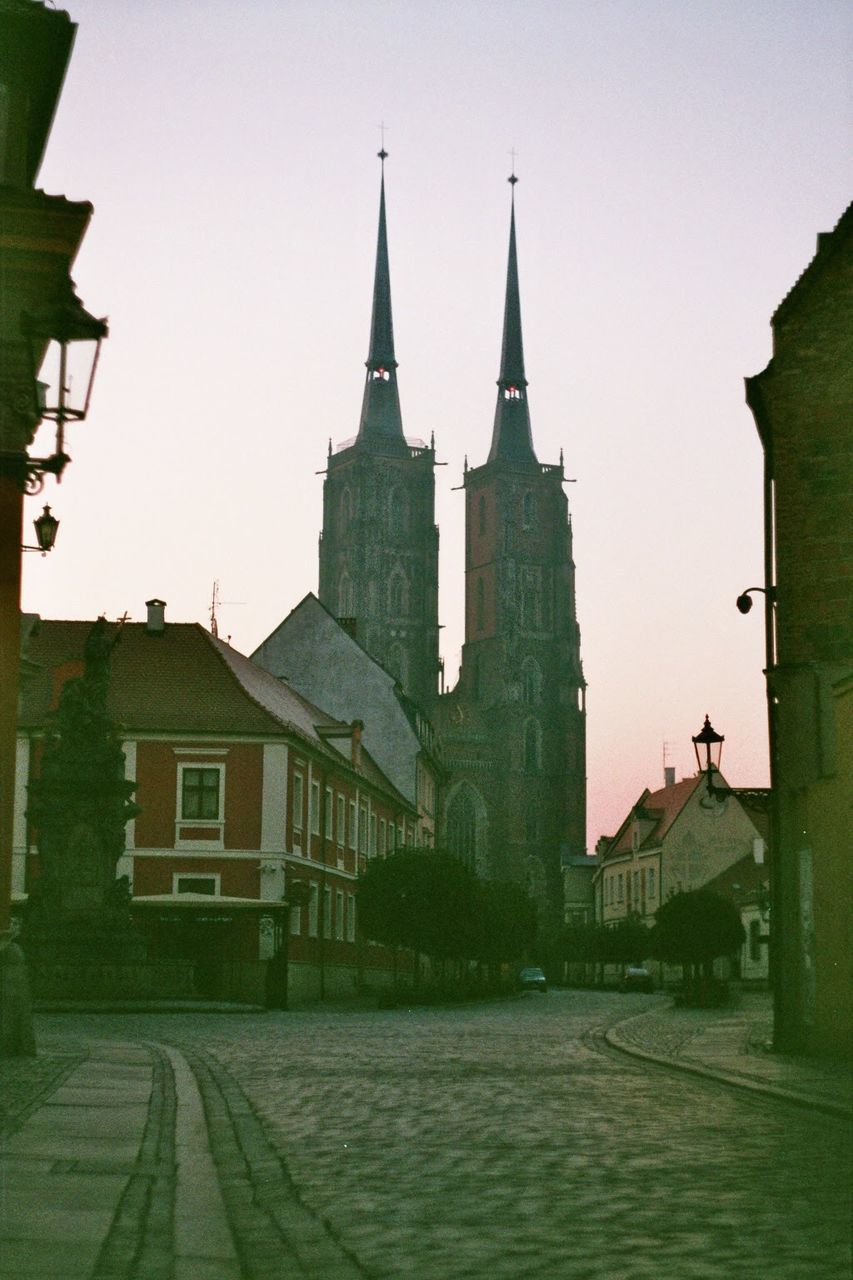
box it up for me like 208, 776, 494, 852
378, 121, 389, 164
487, 165, 537, 466
357, 140, 404, 446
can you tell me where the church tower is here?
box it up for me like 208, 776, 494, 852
441, 175, 586, 922
318, 153, 439, 709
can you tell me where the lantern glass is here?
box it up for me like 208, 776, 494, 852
31, 334, 103, 425
33, 504, 59, 553
692, 715, 724, 777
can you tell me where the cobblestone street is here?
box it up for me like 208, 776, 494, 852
4, 991, 851, 1279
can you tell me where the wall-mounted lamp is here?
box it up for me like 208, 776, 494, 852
22, 504, 59, 555
19, 289, 108, 491
736, 586, 776, 614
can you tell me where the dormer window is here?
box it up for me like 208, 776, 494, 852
372, 367, 390, 381
503, 385, 522, 400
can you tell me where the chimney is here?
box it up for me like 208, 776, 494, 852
664, 766, 676, 788
145, 598, 166, 634
350, 719, 364, 767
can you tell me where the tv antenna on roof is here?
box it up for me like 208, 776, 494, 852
209, 580, 244, 639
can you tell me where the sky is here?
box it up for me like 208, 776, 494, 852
23, 0, 851, 847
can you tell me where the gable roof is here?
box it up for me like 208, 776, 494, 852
604, 774, 704, 858
18, 618, 410, 806
251, 593, 428, 802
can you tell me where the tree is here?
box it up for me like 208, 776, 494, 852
650, 889, 745, 1000
357, 850, 537, 979
476, 879, 537, 967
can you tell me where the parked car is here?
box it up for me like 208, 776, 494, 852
619, 966, 654, 992
518, 966, 548, 992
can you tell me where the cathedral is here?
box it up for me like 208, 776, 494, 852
317, 154, 586, 931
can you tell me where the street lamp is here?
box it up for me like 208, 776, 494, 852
692, 714, 724, 794
20, 290, 108, 490
22, 504, 58, 555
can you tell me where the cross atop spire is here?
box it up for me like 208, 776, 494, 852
487, 172, 537, 465
356, 149, 405, 448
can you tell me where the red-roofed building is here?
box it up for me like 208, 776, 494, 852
15, 603, 417, 1003
595, 769, 769, 978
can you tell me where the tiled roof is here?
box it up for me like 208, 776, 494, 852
608, 774, 704, 856
18, 619, 409, 805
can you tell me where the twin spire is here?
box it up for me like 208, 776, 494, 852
356, 154, 537, 466
356, 148, 405, 448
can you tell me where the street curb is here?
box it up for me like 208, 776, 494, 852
34, 1000, 267, 1014
604, 1007, 853, 1121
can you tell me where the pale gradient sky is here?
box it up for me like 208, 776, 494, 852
23, 0, 851, 847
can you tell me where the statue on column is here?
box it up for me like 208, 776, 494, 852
24, 617, 141, 960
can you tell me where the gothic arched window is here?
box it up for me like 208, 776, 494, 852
523, 719, 541, 772
446, 788, 477, 870
338, 572, 353, 617
388, 487, 408, 537
387, 642, 408, 689
389, 571, 408, 617
521, 657, 541, 705
522, 492, 535, 530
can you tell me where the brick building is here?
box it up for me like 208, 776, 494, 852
432, 180, 586, 944
308, 159, 586, 953
16, 603, 416, 1002
745, 201, 853, 1054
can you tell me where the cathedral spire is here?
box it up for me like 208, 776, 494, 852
488, 172, 537, 465
357, 149, 405, 447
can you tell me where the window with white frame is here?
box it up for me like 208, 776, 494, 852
647, 867, 656, 898
346, 893, 356, 942
180, 767, 222, 821
323, 885, 332, 939
336, 794, 345, 847
369, 812, 377, 857
175, 761, 226, 849
617, 873, 624, 902
335, 890, 345, 940
388, 821, 396, 852
359, 803, 368, 854
292, 772, 304, 838
379, 818, 386, 856
290, 901, 302, 935
348, 800, 357, 849
308, 882, 319, 936
324, 787, 333, 839
310, 780, 321, 836
174, 873, 219, 896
